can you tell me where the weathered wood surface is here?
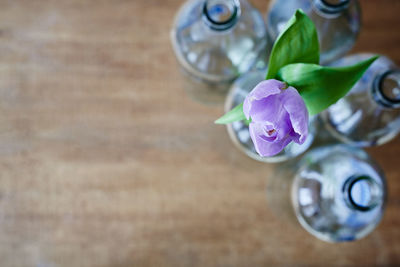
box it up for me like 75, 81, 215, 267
0, 0, 399, 266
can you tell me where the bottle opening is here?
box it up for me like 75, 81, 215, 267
203, 0, 240, 31
373, 70, 400, 108
313, 0, 350, 16
322, 0, 350, 7
344, 175, 383, 211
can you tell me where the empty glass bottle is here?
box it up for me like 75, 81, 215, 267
171, 0, 269, 104
224, 68, 317, 163
321, 53, 400, 146
266, 0, 361, 64
292, 145, 386, 242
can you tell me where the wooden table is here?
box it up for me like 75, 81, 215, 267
0, 0, 399, 266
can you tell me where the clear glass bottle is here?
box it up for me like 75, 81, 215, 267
266, 0, 361, 64
224, 68, 317, 163
291, 145, 386, 242
321, 53, 400, 147
171, 0, 269, 104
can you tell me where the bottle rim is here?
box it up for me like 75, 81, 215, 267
313, 0, 350, 16
321, 0, 350, 8
343, 175, 382, 212
202, 0, 241, 31
372, 70, 400, 109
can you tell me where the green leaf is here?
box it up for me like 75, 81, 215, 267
214, 103, 246, 124
277, 56, 379, 115
266, 9, 319, 80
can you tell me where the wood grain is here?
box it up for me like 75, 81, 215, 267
0, 0, 399, 266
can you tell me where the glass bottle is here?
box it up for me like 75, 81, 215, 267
224, 68, 317, 163
291, 145, 386, 242
171, 0, 269, 104
266, 0, 361, 64
321, 53, 400, 147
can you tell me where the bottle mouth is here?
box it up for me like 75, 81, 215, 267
202, 0, 241, 31
343, 175, 383, 211
313, 0, 350, 16
373, 70, 400, 108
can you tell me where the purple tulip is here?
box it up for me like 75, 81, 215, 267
243, 79, 309, 157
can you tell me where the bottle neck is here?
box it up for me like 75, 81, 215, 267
313, 0, 350, 17
343, 175, 383, 211
202, 0, 241, 31
372, 70, 400, 109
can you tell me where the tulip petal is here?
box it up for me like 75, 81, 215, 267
281, 87, 309, 144
243, 80, 286, 120
249, 122, 292, 157
247, 95, 282, 123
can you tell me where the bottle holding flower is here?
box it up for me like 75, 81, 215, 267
216, 10, 377, 161
225, 77, 317, 162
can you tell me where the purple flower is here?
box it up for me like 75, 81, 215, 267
243, 79, 309, 157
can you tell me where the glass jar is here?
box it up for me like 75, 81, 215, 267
321, 53, 400, 146
171, 0, 269, 104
